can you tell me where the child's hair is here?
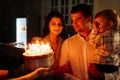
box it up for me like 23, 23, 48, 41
95, 9, 120, 30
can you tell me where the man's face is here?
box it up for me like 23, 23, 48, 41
71, 11, 91, 33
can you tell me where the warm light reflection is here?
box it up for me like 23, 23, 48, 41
23, 40, 53, 56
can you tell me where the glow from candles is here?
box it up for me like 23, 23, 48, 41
23, 40, 53, 56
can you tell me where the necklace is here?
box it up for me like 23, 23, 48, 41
51, 39, 59, 53
48, 35, 59, 53
50, 40, 58, 44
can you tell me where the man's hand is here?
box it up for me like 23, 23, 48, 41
64, 73, 80, 80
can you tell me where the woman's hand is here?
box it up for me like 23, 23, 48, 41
36, 67, 54, 78
10, 67, 52, 80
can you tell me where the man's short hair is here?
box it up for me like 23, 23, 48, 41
71, 4, 92, 18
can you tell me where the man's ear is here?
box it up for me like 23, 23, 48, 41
86, 16, 92, 22
88, 16, 92, 22
109, 21, 113, 27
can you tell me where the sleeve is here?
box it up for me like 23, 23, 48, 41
54, 39, 72, 76
89, 32, 120, 66
59, 39, 70, 66
104, 73, 114, 80
93, 37, 120, 66
89, 32, 120, 80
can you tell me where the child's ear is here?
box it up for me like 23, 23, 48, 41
109, 21, 113, 27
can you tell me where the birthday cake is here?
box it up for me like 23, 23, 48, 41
23, 42, 54, 71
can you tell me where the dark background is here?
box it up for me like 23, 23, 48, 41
0, 0, 41, 43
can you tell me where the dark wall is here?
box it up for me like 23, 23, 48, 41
0, 0, 41, 43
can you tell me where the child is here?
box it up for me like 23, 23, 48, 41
89, 9, 120, 80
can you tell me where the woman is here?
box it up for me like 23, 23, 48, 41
32, 11, 68, 68
10, 11, 67, 80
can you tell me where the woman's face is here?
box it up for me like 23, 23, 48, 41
93, 16, 112, 33
49, 17, 63, 36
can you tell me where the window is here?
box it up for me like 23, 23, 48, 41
77, 0, 80, 3
55, 0, 58, 6
65, 0, 68, 5
65, 16, 68, 24
16, 17, 27, 48
84, 0, 88, 3
65, 7, 68, 15
61, 7, 64, 14
89, 4, 94, 14
89, 0, 94, 3
72, 0, 76, 5
55, 7, 57, 11
84, 0, 94, 3
61, 0, 64, 5
51, 7, 54, 11
51, 0, 54, 6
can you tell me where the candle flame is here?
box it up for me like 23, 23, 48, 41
23, 40, 53, 56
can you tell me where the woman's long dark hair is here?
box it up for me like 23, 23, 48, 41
42, 11, 68, 40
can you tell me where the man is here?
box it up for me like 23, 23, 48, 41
59, 4, 104, 80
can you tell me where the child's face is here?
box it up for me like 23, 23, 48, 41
93, 16, 112, 33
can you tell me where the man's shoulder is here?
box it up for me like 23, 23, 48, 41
69, 34, 78, 39
65, 34, 78, 41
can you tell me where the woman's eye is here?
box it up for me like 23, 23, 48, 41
51, 23, 55, 26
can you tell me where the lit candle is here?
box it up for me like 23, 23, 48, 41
23, 40, 54, 56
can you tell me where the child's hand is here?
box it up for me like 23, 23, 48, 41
92, 21, 100, 34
